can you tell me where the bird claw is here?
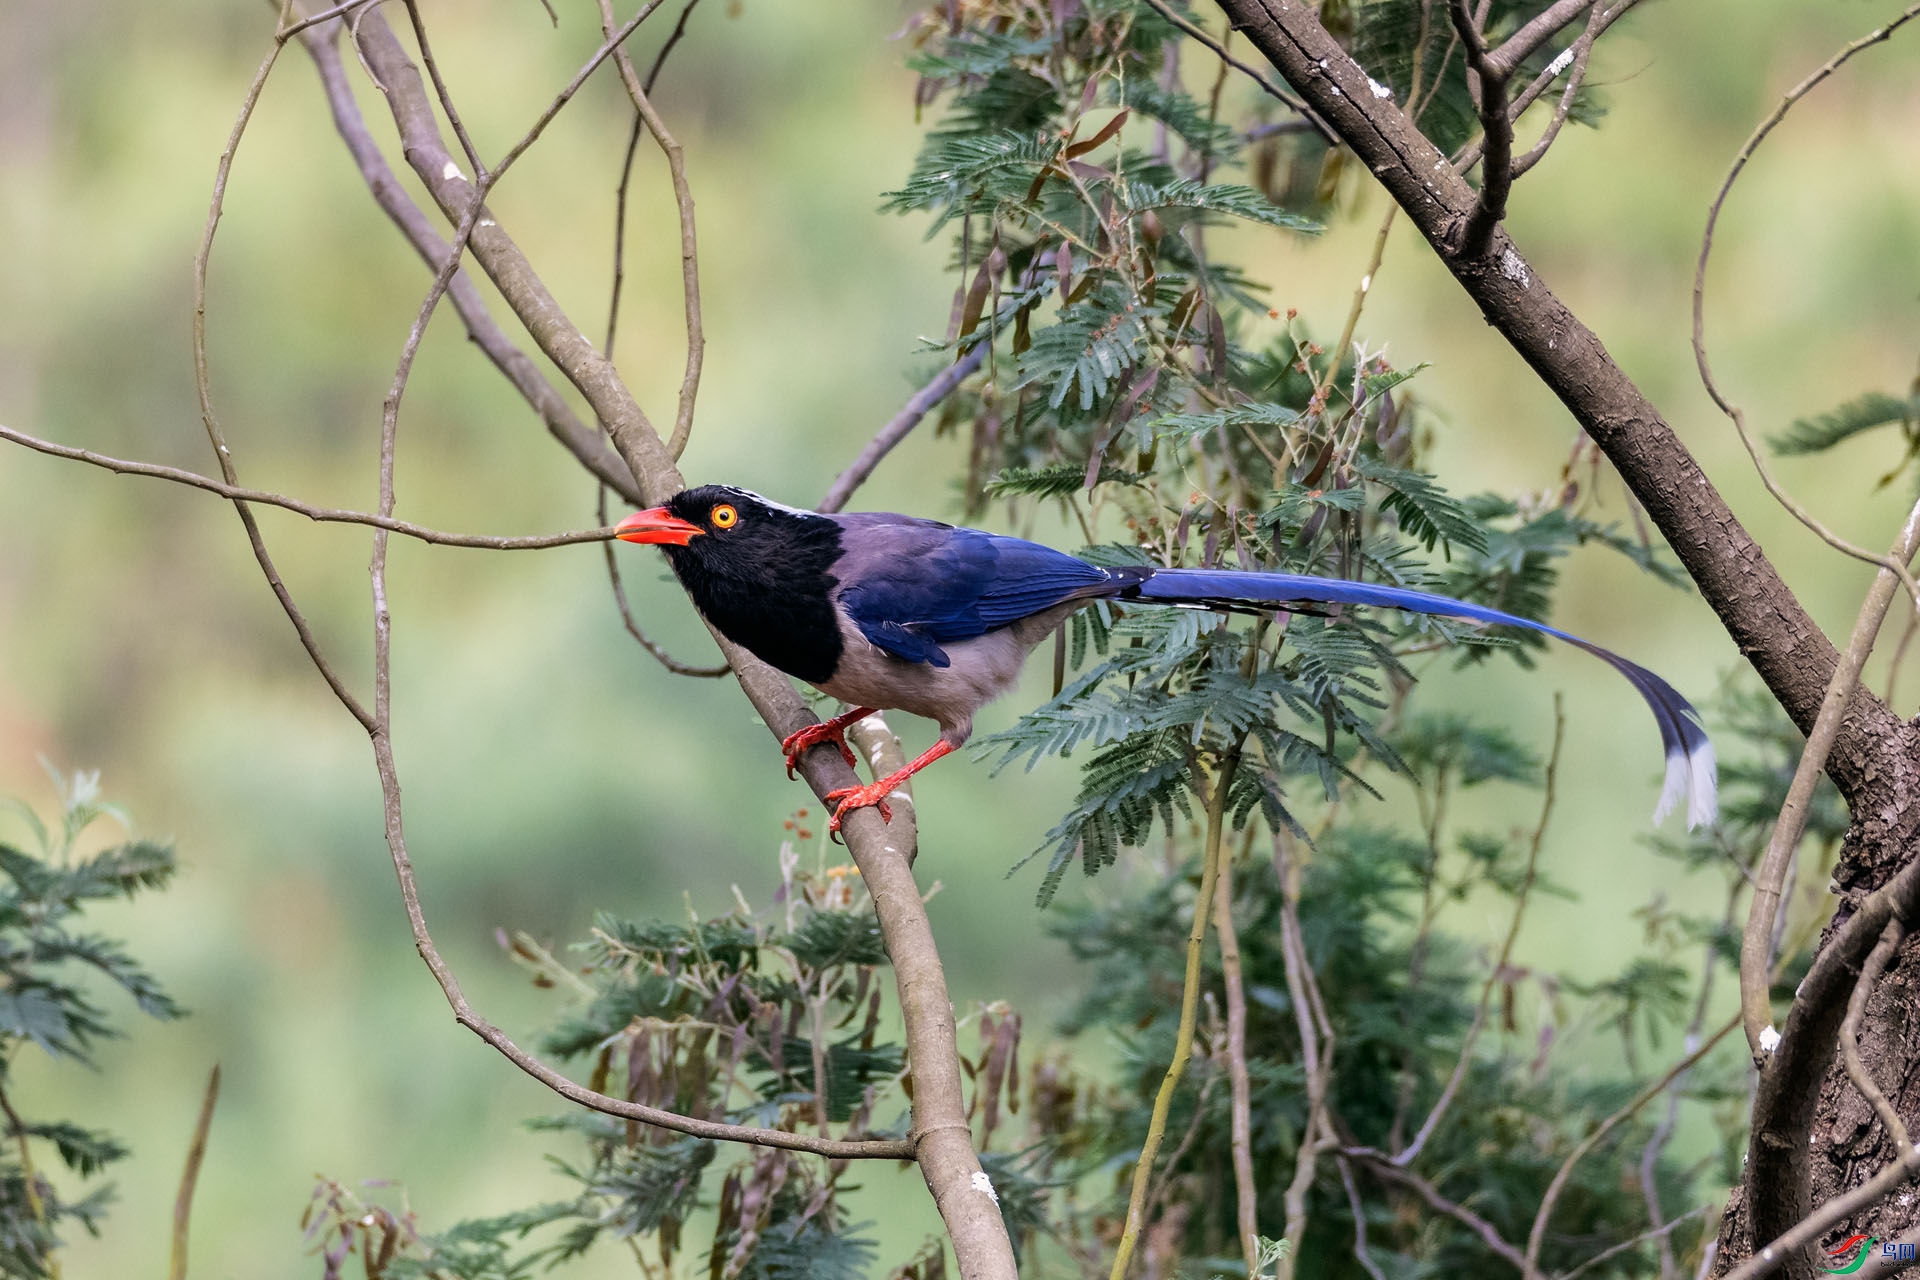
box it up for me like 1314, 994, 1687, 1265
781, 721, 860, 780
824, 784, 893, 842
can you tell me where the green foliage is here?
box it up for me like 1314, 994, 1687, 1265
297, 3, 1755, 1277
312, 869, 905, 1280
0, 769, 183, 1279
1771, 390, 1916, 456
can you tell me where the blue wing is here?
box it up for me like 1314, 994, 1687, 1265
830, 516, 1110, 669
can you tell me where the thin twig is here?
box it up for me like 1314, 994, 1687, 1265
1137, 0, 1337, 146
1108, 746, 1242, 1280
167, 1065, 222, 1280
1484, 0, 1595, 79
1739, 493, 1920, 1060
1335, 1155, 1389, 1280
293, 17, 641, 503
1524, 1014, 1741, 1276
595, 0, 703, 461
1274, 826, 1333, 1280
1398, 694, 1563, 1165
819, 346, 988, 513
0, 1082, 54, 1279
1345, 1147, 1530, 1274
1692, 0, 1920, 609
1841, 921, 1912, 1159
1509, 1, 1602, 177
1447, 0, 1510, 257
1140, 1066, 1221, 1227
401, 0, 487, 180
0, 424, 621, 551
345, 12, 1014, 1267
277, 0, 382, 42
1212, 840, 1259, 1276
607, 0, 704, 357
1558, 1205, 1710, 1280
194, 8, 377, 733
1451, 0, 1643, 177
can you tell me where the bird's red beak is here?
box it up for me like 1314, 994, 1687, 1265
614, 507, 704, 547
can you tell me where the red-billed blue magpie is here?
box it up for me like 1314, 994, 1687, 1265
616, 486, 1716, 835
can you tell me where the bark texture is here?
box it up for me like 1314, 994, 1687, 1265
1208, 1, 1920, 1274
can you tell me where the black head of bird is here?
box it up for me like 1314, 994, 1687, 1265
617, 485, 1716, 838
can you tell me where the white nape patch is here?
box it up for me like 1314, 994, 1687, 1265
1499, 249, 1530, 287
442, 160, 464, 181
722, 485, 812, 517
1759, 1025, 1782, 1054
1545, 46, 1576, 79
1367, 77, 1393, 100
972, 1170, 999, 1203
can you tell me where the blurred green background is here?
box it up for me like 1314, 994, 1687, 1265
1, 0, 1916, 1274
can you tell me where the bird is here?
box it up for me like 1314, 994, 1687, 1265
615, 485, 1715, 836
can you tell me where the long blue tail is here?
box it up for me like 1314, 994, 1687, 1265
1122, 567, 1716, 828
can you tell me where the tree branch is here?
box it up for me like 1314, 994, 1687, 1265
594, 0, 704, 461
1526, 1014, 1740, 1276
1509, 0, 1602, 178
166, 1065, 221, 1280
0, 423, 621, 551
1483, 0, 1592, 81
1343, 1146, 1530, 1275
342, 13, 1015, 1272
1739, 495, 1920, 1060
1137, 0, 1336, 145
293, 18, 643, 506
1691, 0, 1920, 607
819, 346, 988, 514
1446, 0, 1510, 257
1209, 0, 1904, 810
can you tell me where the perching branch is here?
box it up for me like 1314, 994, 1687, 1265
336, 10, 1015, 1272
0, 424, 621, 552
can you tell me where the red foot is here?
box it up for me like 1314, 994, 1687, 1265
781, 722, 857, 779
825, 782, 895, 841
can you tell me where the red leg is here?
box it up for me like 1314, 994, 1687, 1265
827, 739, 957, 838
781, 706, 877, 779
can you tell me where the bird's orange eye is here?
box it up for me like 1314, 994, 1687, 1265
711, 504, 738, 529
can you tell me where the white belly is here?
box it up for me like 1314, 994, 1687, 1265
814, 604, 1081, 745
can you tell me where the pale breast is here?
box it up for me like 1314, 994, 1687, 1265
813, 603, 1083, 745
